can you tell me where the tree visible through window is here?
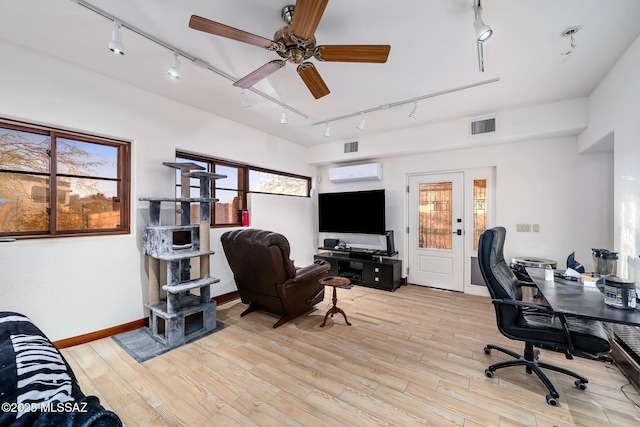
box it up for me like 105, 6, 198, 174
0, 120, 130, 237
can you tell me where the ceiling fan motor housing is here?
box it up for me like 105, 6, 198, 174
274, 26, 316, 64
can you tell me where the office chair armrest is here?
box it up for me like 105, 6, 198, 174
555, 314, 576, 358
517, 280, 537, 287
494, 298, 578, 358
491, 298, 553, 314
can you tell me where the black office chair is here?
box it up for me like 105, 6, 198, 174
477, 227, 611, 406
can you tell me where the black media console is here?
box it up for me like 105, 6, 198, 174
314, 249, 402, 292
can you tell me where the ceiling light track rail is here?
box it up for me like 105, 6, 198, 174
311, 77, 500, 126
72, 0, 308, 118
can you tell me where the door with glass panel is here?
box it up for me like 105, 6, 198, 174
408, 173, 464, 291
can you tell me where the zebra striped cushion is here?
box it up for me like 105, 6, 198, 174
0, 312, 121, 427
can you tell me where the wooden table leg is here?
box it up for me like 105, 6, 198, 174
320, 285, 352, 327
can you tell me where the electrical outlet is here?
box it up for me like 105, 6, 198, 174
532, 224, 540, 232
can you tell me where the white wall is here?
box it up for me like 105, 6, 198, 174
248, 193, 316, 265
317, 136, 613, 287
578, 34, 640, 283
0, 40, 317, 341
308, 98, 589, 165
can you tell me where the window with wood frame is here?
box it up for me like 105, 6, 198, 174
0, 119, 131, 238
175, 151, 310, 227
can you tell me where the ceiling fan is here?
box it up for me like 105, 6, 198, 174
188, 0, 391, 99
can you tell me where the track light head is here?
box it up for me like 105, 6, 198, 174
280, 108, 288, 124
323, 123, 330, 137
109, 20, 125, 55
167, 52, 181, 79
356, 113, 366, 130
474, 1, 493, 43
240, 89, 251, 108
409, 102, 419, 119
474, 18, 493, 42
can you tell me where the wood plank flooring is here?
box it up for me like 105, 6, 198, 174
62, 284, 640, 426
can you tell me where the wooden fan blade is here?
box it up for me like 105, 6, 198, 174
297, 63, 330, 99
315, 45, 391, 63
233, 60, 286, 88
189, 15, 274, 49
291, 0, 329, 41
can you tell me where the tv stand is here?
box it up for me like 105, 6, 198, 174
314, 250, 402, 292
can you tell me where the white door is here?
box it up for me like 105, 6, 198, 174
408, 173, 464, 291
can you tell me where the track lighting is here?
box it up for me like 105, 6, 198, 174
280, 108, 288, 124
240, 89, 251, 108
477, 42, 486, 72
109, 20, 125, 55
473, 1, 493, 43
323, 123, 330, 137
167, 52, 181, 79
409, 101, 419, 119
311, 78, 500, 132
74, 1, 309, 119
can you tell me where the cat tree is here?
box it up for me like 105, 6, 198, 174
139, 162, 225, 348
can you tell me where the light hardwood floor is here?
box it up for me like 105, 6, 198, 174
62, 284, 640, 426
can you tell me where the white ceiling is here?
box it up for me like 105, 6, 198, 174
2, 0, 639, 147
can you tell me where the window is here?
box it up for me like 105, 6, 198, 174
473, 179, 487, 251
418, 182, 452, 250
176, 152, 310, 227
0, 119, 131, 238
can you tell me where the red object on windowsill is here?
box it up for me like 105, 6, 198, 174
241, 210, 249, 227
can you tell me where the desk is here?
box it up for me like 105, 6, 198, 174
526, 267, 640, 326
527, 267, 640, 390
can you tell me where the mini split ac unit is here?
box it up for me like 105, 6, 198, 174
329, 163, 382, 183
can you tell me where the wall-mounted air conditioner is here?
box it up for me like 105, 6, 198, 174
329, 163, 382, 183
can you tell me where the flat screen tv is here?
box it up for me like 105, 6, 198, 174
318, 189, 386, 235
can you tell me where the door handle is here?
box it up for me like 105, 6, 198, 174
452, 229, 462, 235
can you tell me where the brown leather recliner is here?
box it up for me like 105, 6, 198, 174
220, 228, 330, 328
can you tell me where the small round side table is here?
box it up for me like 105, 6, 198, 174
319, 276, 352, 327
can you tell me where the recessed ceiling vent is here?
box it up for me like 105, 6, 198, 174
470, 117, 496, 135
344, 141, 358, 153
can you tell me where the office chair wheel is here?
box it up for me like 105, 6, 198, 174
575, 380, 587, 390
484, 369, 494, 378
483, 346, 491, 354
546, 395, 558, 406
